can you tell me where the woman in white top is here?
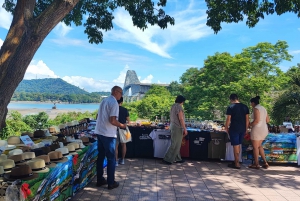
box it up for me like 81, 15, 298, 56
249, 96, 270, 169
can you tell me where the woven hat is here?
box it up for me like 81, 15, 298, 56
55, 147, 70, 156
48, 127, 57, 134
27, 159, 49, 173
8, 149, 23, 157
4, 164, 38, 181
80, 137, 90, 145
19, 146, 31, 152
34, 130, 46, 138
0, 166, 4, 182
30, 148, 44, 157
22, 152, 36, 161
65, 145, 78, 155
0, 154, 7, 162
0, 159, 15, 173
36, 155, 56, 168
41, 146, 51, 155
7, 136, 26, 147
0, 140, 7, 147
48, 151, 68, 163
68, 142, 82, 152
49, 142, 60, 151
8, 154, 26, 166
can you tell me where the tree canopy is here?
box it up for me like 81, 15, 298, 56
205, 0, 300, 33
0, 0, 175, 130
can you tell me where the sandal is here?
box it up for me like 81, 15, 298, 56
228, 163, 241, 169
262, 163, 269, 169
248, 164, 260, 169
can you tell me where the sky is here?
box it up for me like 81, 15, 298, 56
0, 0, 299, 92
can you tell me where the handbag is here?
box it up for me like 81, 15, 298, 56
118, 126, 132, 143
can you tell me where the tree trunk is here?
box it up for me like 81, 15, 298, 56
0, 0, 79, 131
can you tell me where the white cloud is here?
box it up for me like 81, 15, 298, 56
62, 76, 114, 92
24, 60, 59, 79
140, 74, 153, 83
0, 0, 12, 30
104, 0, 211, 58
113, 65, 130, 84
0, 38, 3, 48
54, 22, 73, 37
290, 50, 300, 55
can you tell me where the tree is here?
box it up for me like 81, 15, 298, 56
205, 0, 300, 33
271, 64, 300, 125
0, 0, 174, 130
181, 41, 291, 120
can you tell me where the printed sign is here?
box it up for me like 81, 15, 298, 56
20, 135, 34, 147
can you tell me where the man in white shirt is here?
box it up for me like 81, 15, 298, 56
94, 86, 126, 190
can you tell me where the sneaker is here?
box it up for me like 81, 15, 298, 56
96, 179, 107, 187
108, 181, 119, 190
120, 158, 125, 165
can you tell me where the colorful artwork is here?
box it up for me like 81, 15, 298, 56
262, 133, 297, 163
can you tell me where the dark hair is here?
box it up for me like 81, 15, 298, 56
229, 94, 238, 101
250, 96, 260, 105
175, 95, 186, 103
117, 97, 123, 104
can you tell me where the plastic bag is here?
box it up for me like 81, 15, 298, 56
5, 180, 23, 201
119, 126, 132, 143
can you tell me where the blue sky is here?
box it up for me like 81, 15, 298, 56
0, 0, 299, 92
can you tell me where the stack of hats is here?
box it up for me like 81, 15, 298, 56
65, 145, 78, 155
26, 159, 50, 173
48, 151, 68, 163
3, 164, 38, 181
68, 142, 82, 153
36, 155, 56, 168
80, 137, 91, 146
0, 140, 15, 151
0, 159, 15, 173
7, 136, 26, 147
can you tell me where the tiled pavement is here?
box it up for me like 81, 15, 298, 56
71, 159, 300, 201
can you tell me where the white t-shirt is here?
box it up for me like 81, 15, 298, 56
149, 129, 171, 158
94, 95, 119, 138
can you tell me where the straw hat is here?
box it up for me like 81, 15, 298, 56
66, 122, 74, 127
4, 164, 38, 181
22, 152, 36, 161
7, 136, 26, 147
55, 148, 70, 156
20, 146, 31, 152
48, 151, 68, 163
0, 155, 7, 163
68, 142, 82, 152
8, 154, 26, 166
40, 147, 51, 155
0, 166, 4, 182
80, 137, 91, 146
58, 124, 66, 130
0, 140, 7, 147
34, 130, 46, 139
65, 145, 78, 155
8, 149, 23, 157
30, 148, 45, 157
36, 155, 56, 168
48, 127, 57, 134
0, 159, 15, 173
27, 159, 50, 173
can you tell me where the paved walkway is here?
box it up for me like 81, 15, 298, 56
71, 159, 300, 201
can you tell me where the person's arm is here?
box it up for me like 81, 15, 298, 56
178, 110, 187, 136
126, 116, 130, 124
109, 116, 126, 129
225, 115, 231, 134
245, 114, 249, 133
266, 114, 270, 123
250, 108, 260, 127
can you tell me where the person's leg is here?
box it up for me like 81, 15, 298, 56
251, 140, 260, 166
96, 135, 106, 184
163, 125, 182, 163
173, 127, 183, 162
99, 135, 116, 185
121, 143, 126, 164
233, 145, 240, 167
258, 140, 268, 165
115, 142, 119, 163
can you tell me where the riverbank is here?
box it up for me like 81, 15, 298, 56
7, 108, 95, 119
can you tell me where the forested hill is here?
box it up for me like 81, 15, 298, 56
12, 78, 111, 103
15, 78, 88, 94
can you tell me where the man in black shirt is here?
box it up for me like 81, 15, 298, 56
225, 94, 249, 169
115, 97, 130, 166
